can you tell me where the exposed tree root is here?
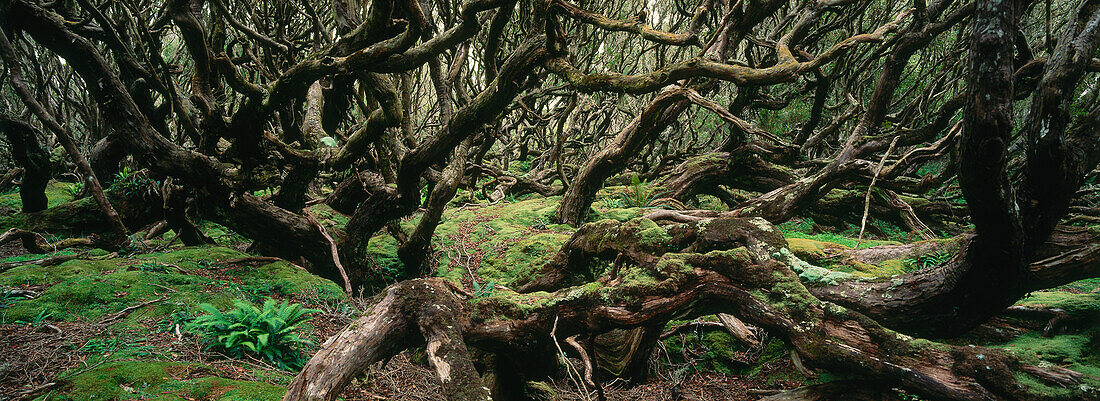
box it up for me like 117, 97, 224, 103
287, 217, 1093, 401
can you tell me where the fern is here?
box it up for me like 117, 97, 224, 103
187, 298, 319, 370
63, 182, 84, 198
904, 251, 952, 271
617, 174, 672, 208
472, 279, 495, 298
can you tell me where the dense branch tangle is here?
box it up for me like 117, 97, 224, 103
1, 0, 1099, 400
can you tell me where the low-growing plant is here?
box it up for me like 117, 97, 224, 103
904, 251, 953, 271
63, 181, 84, 198
111, 166, 159, 197
187, 298, 319, 370
80, 336, 155, 357
0, 289, 20, 308
472, 279, 495, 298
195, 259, 223, 270
617, 174, 669, 208
16, 307, 52, 326
157, 308, 194, 333
133, 261, 168, 273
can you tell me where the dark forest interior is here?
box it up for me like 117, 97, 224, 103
1, 0, 1100, 400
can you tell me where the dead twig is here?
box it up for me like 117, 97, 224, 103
97, 296, 168, 326
304, 210, 353, 294
857, 136, 898, 247
565, 335, 596, 386
551, 316, 592, 401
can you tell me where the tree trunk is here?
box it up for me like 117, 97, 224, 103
0, 114, 52, 212
556, 89, 688, 225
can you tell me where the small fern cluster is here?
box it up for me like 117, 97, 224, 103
63, 181, 84, 198
187, 298, 319, 370
904, 251, 953, 271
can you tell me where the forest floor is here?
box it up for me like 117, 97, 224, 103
0, 182, 1097, 400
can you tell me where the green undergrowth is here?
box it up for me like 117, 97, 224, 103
1, 246, 346, 326
784, 237, 940, 278
778, 217, 905, 248
782, 230, 901, 249
0, 185, 99, 232
0, 181, 72, 212
46, 361, 287, 400
352, 194, 649, 289
991, 286, 1100, 397
659, 321, 815, 386
1017, 290, 1100, 315
1, 246, 344, 398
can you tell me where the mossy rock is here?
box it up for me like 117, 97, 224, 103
48, 361, 286, 400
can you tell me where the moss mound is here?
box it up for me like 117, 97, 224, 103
51, 361, 286, 400
1, 246, 345, 325
785, 238, 847, 263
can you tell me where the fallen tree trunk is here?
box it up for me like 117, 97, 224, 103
2, 184, 163, 236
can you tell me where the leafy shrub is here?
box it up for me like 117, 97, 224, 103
0, 289, 20, 308
187, 298, 319, 370
111, 166, 158, 196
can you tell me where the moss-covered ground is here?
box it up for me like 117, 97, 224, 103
1, 181, 1097, 399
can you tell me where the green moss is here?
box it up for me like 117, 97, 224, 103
659, 323, 747, 375
631, 218, 673, 249
239, 261, 346, 303
195, 221, 251, 247
475, 288, 556, 319
305, 203, 350, 229
0, 181, 72, 211
1013, 368, 1098, 400
785, 238, 847, 263
995, 332, 1091, 364
692, 194, 730, 211
855, 258, 911, 277
0, 246, 345, 325
477, 233, 569, 286
591, 206, 646, 222
1052, 278, 1100, 293
679, 152, 725, 172
762, 267, 825, 321
784, 230, 900, 249
52, 361, 286, 400
0, 248, 80, 265
525, 381, 556, 400
1016, 291, 1100, 315
773, 247, 851, 286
